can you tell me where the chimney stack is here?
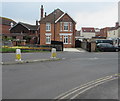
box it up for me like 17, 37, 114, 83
45, 12, 47, 17
41, 5, 44, 19
115, 22, 119, 27
36, 20, 38, 25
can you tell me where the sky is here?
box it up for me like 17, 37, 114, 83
1, 1, 119, 30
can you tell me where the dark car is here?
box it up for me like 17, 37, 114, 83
96, 39, 113, 45
97, 43, 119, 52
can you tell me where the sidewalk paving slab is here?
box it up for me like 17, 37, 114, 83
63, 48, 86, 52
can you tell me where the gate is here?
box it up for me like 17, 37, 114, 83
75, 40, 81, 48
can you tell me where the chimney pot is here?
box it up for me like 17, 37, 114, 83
45, 12, 47, 17
116, 22, 119, 27
36, 20, 38, 25
41, 5, 44, 19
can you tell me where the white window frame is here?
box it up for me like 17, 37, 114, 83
63, 22, 69, 31
46, 23, 51, 31
45, 33, 51, 44
64, 35, 68, 44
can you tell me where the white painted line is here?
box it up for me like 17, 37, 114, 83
54, 74, 119, 100
59, 76, 113, 99
70, 77, 117, 99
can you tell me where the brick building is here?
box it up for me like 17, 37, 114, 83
81, 27, 96, 39
10, 22, 40, 45
39, 5, 76, 48
99, 27, 111, 38
0, 17, 16, 36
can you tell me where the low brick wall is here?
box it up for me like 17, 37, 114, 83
81, 41, 96, 52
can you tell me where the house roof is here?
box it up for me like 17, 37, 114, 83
39, 8, 76, 23
10, 22, 39, 31
82, 27, 95, 32
0, 17, 16, 26
40, 9, 64, 23
108, 26, 120, 31
19, 22, 39, 30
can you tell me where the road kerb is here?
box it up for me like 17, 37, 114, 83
1, 58, 61, 65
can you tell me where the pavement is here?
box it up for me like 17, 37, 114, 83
63, 48, 86, 52
1, 48, 86, 65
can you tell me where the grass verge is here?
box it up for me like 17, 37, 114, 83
0, 48, 50, 53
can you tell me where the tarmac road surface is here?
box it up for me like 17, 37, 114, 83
2, 52, 118, 99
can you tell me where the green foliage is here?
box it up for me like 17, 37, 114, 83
0, 48, 49, 53
0, 48, 16, 53
2, 37, 13, 41
95, 48, 100, 52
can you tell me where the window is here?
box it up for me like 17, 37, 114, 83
32, 30, 35, 34
64, 36, 68, 44
46, 23, 51, 31
46, 35, 51, 44
64, 22, 69, 31
12, 36, 16, 39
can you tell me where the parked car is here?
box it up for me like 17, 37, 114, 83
96, 39, 113, 45
97, 43, 119, 52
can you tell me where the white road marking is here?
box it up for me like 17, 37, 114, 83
54, 74, 119, 100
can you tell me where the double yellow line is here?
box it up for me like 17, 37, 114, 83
54, 73, 119, 100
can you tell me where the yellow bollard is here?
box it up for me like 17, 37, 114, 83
51, 48, 57, 58
15, 49, 21, 61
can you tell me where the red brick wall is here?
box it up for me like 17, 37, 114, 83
100, 28, 109, 38
40, 14, 76, 48
40, 24, 46, 45
0, 24, 11, 34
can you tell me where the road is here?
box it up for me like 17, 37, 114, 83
76, 78, 118, 99
2, 52, 118, 99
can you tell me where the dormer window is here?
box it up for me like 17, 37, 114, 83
46, 23, 51, 31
